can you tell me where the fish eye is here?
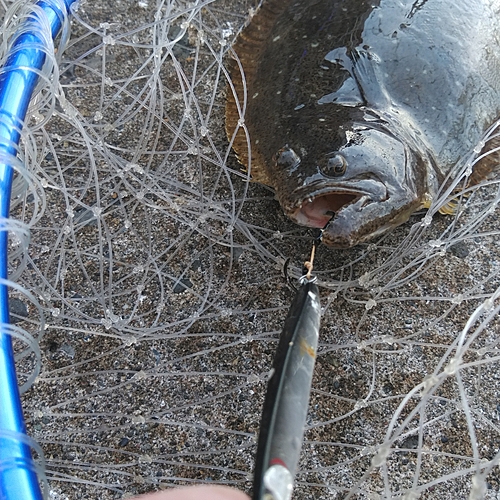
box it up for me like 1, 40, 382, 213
276, 146, 301, 169
323, 153, 347, 177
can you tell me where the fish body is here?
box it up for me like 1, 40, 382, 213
226, 0, 500, 247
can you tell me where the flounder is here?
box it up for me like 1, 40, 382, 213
226, 0, 500, 247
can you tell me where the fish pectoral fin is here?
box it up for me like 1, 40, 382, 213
318, 77, 364, 107
321, 47, 364, 107
324, 47, 353, 71
351, 49, 391, 107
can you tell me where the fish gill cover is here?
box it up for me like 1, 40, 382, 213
2, 0, 500, 498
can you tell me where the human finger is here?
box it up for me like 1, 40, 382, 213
130, 485, 250, 500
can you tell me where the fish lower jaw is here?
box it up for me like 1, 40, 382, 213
289, 192, 360, 229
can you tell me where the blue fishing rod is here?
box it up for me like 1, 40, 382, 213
0, 0, 76, 499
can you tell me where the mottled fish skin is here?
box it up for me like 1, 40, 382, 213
226, 0, 500, 248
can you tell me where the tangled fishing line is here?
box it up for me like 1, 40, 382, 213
2, 0, 500, 498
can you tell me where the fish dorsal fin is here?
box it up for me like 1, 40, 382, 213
226, 1, 293, 186
433, 135, 500, 216
467, 135, 500, 187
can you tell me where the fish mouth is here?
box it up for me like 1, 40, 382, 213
283, 177, 387, 232
292, 192, 360, 228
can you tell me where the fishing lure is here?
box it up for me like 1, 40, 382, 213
253, 246, 321, 500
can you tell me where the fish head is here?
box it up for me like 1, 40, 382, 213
273, 123, 427, 248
